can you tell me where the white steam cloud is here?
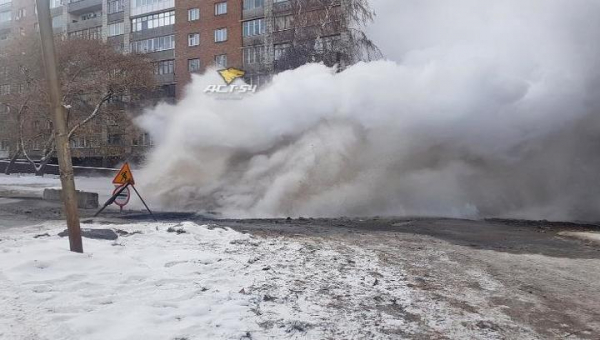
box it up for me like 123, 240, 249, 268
137, 0, 600, 220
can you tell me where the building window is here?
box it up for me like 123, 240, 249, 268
130, 35, 175, 53
107, 0, 124, 14
154, 59, 174, 75
81, 12, 99, 21
188, 58, 200, 73
188, 8, 199, 21
132, 133, 153, 146
215, 54, 227, 68
0, 84, 10, 95
243, 18, 264, 37
68, 26, 102, 40
243, 0, 263, 10
107, 134, 122, 146
107, 21, 124, 37
214, 28, 227, 42
50, 0, 63, 8
214, 2, 227, 15
274, 43, 291, 61
243, 45, 264, 65
70, 137, 89, 149
317, 34, 342, 52
15, 8, 25, 20
246, 74, 268, 87
0, 10, 10, 23
274, 14, 293, 31
188, 33, 199, 47
130, 0, 174, 17
0, 140, 9, 151
131, 11, 175, 32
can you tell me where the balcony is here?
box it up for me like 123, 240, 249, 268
130, 0, 173, 17
143, 49, 174, 60
130, 25, 173, 41
107, 11, 124, 23
242, 7, 264, 20
155, 73, 174, 85
273, 1, 292, 13
243, 34, 266, 47
68, 0, 102, 15
242, 62, 266, 74
272, 29, 293, 43
68, 16, 101, 32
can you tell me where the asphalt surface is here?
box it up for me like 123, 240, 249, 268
1, 197, 600, 338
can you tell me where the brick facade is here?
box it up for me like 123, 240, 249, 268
175, 0, 242, 98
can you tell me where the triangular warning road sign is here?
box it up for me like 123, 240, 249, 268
113, 162, 135, 185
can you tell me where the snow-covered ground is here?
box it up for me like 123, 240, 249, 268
0, 222, 420, 340
559, 231, 600, 245
2, 219, 599, 339
0, 174, 113, 197
0, 174, 123, 204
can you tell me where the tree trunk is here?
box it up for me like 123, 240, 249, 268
34, 154, 54, 177
4, 150, 21, 175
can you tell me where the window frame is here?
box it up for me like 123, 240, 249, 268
214, 28, 227, 43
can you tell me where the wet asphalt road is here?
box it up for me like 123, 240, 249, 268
2, 197, 600, 260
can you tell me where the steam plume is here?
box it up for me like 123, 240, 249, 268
137, 0, 600, 220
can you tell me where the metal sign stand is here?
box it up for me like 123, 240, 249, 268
94, 183, 157, 221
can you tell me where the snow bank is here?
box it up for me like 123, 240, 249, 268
0, 222, 261, 340
0, 174, 118, 203
559, 231, 600, 245
1, 220, 541, 339
0, 222, 418, 339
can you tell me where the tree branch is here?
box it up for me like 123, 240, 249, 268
68, 91, 112, 139
62, 67, 85, 104
19, 127, 37, 171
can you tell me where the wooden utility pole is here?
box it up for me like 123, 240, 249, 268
36, 0, 83, 253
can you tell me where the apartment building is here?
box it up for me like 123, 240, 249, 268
0, 0, 37, 42
1, 0, 177, 96
0, 0, 350, 165
2, 0, 348, 97
241, 0, 348, 87
0, 0, 177, 166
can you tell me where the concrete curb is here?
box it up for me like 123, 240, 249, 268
43, 189, 99, 209
0, 188, 43, 199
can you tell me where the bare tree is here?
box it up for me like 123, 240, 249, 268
0, 37, 155, 175
271, 0, 381, 73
